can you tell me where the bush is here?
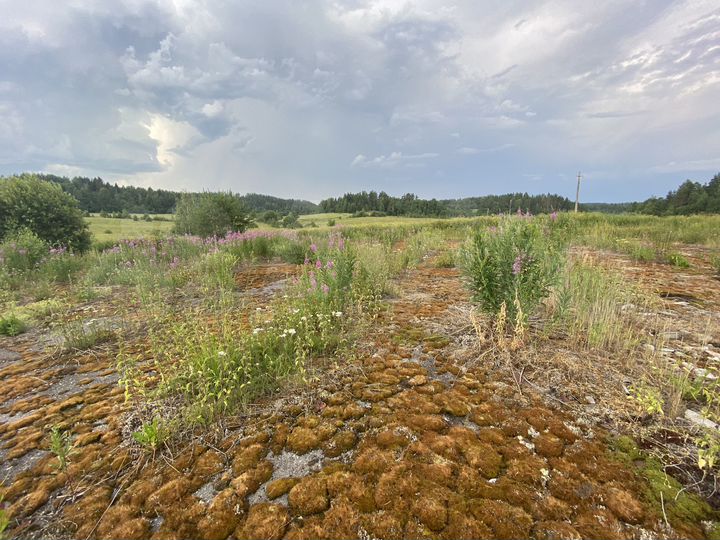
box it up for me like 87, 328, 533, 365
461, 216, 566, 325
0, 313, 27, 336
174, 192, 253, 237
0, 229, 48, 273
0, 174, 91, 252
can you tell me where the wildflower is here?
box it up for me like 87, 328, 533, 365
253, 328, 263, 334
321, 284, 330, 294
309, 277, 317, 289
287, 328, 296, 335
550, 211, 558, 221
326, 260, 334, 269
315, 260, 323, 269
218, 351, 227, 357
512, 254, 524, 275
310, 243, 318, 253
304, 257, 311, 265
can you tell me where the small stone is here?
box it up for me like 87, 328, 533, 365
585, 395, 596, 405
685, 409, 719, 430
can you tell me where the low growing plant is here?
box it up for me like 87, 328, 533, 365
0, 313, 26, 336
49, 426, 73, 471
133, 417, 168, 451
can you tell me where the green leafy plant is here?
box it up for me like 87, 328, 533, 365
49, 426, 73, 471
132, 417, 168, 451
629, 384, 664, 416
0, 174, 91, 252
0, 229, 49, 273
0, 313, 26, 336
174, 192, 253, 237
461, 215, 566, 326
665, 252, 690, 268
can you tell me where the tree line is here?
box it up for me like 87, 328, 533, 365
20, 174, 319, 216
319, 190, 574, 216
632, 174, 720, 215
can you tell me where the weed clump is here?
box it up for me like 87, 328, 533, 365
461, 214, 567, 326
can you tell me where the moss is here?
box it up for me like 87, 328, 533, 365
609, 435, 716, 527
706, 522, 720, 540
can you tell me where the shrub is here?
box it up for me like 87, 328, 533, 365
0, 313, 27, 336
461, 216, 566, 325
174, 192, 253, 237
0, 174, 91, 252
327, 219, 336, 227
665, 252, 690, 268
0, 229, 48, 273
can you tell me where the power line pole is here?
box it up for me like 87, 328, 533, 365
574, 171, 582, 213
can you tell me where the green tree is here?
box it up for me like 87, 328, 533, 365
0, 174, 91, 252
174, 192, 253, 237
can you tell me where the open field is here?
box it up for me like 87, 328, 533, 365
86, 217, 174, 244
2, 214, 720, 539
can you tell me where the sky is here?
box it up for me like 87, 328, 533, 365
0, 1, 719, 203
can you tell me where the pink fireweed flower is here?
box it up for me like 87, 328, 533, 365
310, 243, 318, 253
315, 260, 323, 269
550, 211, 558, 221
512, 254, 524, 275
326, 260, 334, 269
304, 257, 311, 265
321, 284, 330, 294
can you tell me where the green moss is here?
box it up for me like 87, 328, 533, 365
609, 435, 716, 527
391, 327, 450, 350
706, 522, 720, 540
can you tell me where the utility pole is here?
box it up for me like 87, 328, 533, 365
574, 171, 582, 213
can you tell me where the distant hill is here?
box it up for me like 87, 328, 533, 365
16, 174, 319, 216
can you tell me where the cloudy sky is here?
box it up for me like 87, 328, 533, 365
1, 1, 718, 202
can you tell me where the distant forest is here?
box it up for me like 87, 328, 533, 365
28, 174, 319, 215
5, 171, 719, 217
319, 191, 574, 216
632, 174, 720, 215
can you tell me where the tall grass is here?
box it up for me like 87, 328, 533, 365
545, 258, 660, 353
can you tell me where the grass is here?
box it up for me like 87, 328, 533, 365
86, 216, 174, 244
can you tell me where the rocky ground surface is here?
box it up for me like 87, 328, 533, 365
1, 251, 718, 539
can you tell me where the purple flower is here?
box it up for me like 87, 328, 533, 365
169, 256, 180, 269
326, 260, 334, 269
321, 284, 330, 294
512, 254, 524, 275
550, 211, 558, 221
315, 260, 323, 269
304, 257, 311, 265
309, 277, 317, 289
310, 243, 318, 253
